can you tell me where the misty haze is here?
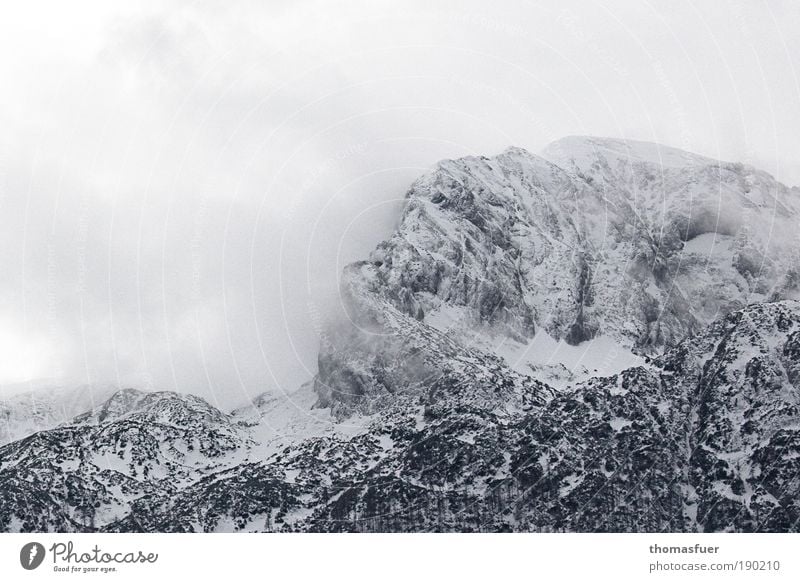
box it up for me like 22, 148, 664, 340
1, 1, 799, 533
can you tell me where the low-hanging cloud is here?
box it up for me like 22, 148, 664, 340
1, 0, 798, 405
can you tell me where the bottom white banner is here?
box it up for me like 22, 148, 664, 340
1, 533, 797, 581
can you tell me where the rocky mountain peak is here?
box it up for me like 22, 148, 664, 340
72, 388, 232, 428
316, 137, 800, 416
2, 137, 798, 533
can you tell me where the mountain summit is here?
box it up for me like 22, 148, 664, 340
316, 137, 799, 416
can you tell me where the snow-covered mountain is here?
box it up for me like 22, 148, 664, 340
1, 137, 798, 532
316, 136, 799, 416
0, 389, 251, 531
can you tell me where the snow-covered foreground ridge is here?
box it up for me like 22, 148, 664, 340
2, 137, 799, 532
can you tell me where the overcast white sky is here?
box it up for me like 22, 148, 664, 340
1, 0, 798, 404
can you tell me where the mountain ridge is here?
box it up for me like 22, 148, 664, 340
1, 136, 798, 532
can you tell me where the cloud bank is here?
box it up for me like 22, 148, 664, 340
1, 0, 798, 404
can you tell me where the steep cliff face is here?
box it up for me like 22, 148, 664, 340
544, 137, 800, 335
316, 138, 800, 416
1, 137, 798, 533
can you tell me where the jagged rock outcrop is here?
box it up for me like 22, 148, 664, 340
316, 138, 799, 417
658, 301, 800, 531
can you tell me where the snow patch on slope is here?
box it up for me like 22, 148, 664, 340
424, 302, 647, 388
